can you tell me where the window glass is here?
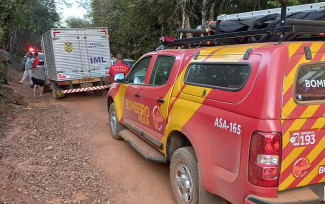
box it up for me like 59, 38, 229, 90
149, 55, 175, 86
295, 63, 325, 102
185, 63, 251, 91
127, 57, 152, 84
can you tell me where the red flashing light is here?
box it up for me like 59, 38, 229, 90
160, 36, 177, 43
249, 131, 281, 187
29, 47, 34, 52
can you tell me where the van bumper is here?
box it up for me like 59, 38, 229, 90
245, 187, 321, 204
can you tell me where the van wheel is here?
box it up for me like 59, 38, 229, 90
108, 103, 124, 140
170, 147, 199, 204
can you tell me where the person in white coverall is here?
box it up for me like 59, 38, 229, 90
20, 52, 34, 86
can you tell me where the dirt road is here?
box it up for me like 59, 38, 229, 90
0, 83, 175, 204
61, 92, 175, 204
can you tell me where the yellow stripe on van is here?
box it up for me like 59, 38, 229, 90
281, 146, 306, 173
288, 42, 302, 58
283, 42, 323, 94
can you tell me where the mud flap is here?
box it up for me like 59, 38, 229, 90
199, 167, 227, 204
50, 81, 65, 99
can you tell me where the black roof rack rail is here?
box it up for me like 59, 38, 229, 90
160, 1, 325, 48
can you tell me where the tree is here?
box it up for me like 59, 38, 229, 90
89, 0, 320, 59
65, 17, 92, 28
0, 0, 60, 54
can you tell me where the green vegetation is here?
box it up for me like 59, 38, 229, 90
0, 0, 60, 54
87, 0, 321, 59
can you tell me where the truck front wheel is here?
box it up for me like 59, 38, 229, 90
170, 146, 199, 204
108, 103, 124, 140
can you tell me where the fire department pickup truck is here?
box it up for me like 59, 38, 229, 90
107, 2, 325, 204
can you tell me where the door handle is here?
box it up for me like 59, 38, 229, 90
135, 93, 141, 97
157, 98, 165, 103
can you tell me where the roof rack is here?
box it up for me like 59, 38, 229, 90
218, 2, 325, 21
160, 1, 325, 49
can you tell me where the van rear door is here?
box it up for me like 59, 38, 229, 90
279, 49, 325, 191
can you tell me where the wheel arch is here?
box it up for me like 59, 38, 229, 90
166, 130, 193, 162
107, 95, 114, 110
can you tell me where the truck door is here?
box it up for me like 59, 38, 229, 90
279, 51, 325, 192
51, 29, 84, 80
123, 56, 153, 129
82, 28, 111, 78
140, 55, 179, 148
77, 29, 91, 78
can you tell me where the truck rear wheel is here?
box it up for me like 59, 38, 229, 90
170, 146, 199, 204
108, 103, 124, 140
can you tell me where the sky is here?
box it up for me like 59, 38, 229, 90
57, 0, 88, 25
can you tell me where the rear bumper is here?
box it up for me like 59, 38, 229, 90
245, 187, 321, 204
62, 85, 110, 94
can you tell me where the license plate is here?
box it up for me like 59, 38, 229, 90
72, 77, 100, 84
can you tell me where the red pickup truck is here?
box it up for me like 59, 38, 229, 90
106, 3, 325, 203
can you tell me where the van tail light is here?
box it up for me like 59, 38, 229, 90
249, 131, 281, 187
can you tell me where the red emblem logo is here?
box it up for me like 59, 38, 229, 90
152, 105, 164, 131
293, 158, 311, 178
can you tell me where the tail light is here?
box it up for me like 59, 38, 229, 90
249, 131, 281, 187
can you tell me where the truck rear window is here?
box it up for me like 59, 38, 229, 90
184, 62, 251, 91
295, 63, 325, 102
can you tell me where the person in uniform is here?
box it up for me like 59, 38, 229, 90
109, 53, 130, 83
20, 52, 34, 86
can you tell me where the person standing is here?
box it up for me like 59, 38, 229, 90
109, 53, 130, 83
32, 52, 40, 69
20, 52, 34, 86
31, 61, 45, 97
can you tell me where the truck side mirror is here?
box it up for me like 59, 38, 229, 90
114, 73, 125, 83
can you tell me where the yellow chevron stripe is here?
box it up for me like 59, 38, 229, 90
283, 106, 320, 148
318, 175, 325, 183
306, 134, 325, 164
297, 155, 325, 187
282, 98, 296, 120
312, 114, 325, 130
283, 119, 307, 148
288, 42, 302, 58
279, 174, 295, 190
283, 42, 323, 94
281, 147, 306, 173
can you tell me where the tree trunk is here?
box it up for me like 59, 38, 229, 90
202, 0, 215, 23
209, 2, 216, 21
179, 0, 192, 39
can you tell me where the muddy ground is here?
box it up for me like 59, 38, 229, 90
0, 75, 175, 203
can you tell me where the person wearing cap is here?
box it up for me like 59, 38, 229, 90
20, 52, 34, 86
109, 53, 130, 83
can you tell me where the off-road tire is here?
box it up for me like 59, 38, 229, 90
108, 103, 124, 140
170, 146, 199, 204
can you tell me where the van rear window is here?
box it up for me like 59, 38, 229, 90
184, 63, 251, 91
295, 63, 325, 102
